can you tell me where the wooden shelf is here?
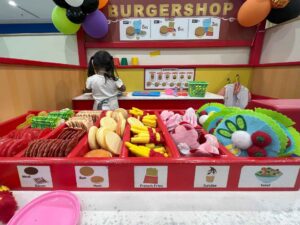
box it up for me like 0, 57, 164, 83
115, 64, 251, 69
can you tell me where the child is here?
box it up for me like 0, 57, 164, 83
86, 51, 126, 110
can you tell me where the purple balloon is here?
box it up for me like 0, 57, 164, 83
83, 10, 108, 39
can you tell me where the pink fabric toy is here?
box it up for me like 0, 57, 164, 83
182, 108, 198, 127
161, 109, 220, 156
171, 123, 199, 149
172, 123, 219, 156
160, 110, 182, 131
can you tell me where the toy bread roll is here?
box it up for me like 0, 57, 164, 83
115, 108, 128, 119
84, 149, 113, 158
100, 117, 117, 131
88, 126, 99, 150
106, 111, 113, 117
96, 127, 110, 149
105, 131, 122, 155
120, 119, 126, 137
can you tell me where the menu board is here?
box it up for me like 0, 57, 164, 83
87, 0, 257, 46
145, 68, 195, 90
120, 17, 221, 41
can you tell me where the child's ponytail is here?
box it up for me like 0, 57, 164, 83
87, 56, 95, 77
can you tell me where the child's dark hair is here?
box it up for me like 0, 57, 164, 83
87, 51, 118, 81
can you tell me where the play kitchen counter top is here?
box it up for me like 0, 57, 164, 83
73, 92, 224, 100
72, 92, 224, 110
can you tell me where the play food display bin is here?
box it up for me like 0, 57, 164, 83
0, 110, 299, 191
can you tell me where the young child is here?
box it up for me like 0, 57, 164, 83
86, 51, 126, 110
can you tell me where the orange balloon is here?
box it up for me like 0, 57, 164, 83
237, 0, 272, 27
98, 0, 109, 9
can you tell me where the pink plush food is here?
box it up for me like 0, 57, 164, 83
160, 110, 174, 122
166, 114, 182, 131
191, 134, 220, 156
171, 123, 199, 149
182, 108, 198, 127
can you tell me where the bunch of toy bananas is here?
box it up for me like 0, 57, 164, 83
130, 124, 158, 134
131, 131, 164, 144
129, 107, 157, 128
125, 142, 168, 157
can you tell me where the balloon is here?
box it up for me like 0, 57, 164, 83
67, 7, 86, 24
53, 0, 70, 8
83, 10, 108, 39
267, 0, 300, 24
65, 0, 84, 7
237, 0, 272, 27
52, 6, 81, 34
81, 0, 99, 14
271, 0, 290, 8
98, 0, 109, 9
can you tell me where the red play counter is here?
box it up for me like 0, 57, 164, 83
0, 110, 299, 192
252, 99, 300, 131
72, 92, 224, 110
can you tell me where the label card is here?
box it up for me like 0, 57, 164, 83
17, 166, 53, 188
194, 166, 230, 188
75, 166, 109, 188
134, 166, 168, 188
120, 18, 151, 41
238, 166, 300, 188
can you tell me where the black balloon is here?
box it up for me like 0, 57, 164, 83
81, 0, 99, 14
67, 7, 87, 24
267, 0, 300, 24
53, 0, 70, 9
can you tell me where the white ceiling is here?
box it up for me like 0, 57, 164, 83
0, 0, 55, 24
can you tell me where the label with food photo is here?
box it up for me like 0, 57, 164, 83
75, 166, 109, 188
194, 166, 230, 188
239, 166, 300, 188
17, 166, 53, 188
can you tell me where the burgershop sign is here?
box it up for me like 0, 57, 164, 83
97, 0, 256, 43
107, 2, 235, 19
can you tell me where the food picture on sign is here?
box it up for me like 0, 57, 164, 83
96, 0, 258, 44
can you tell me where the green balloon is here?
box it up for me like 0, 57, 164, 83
52, 6, 81, 34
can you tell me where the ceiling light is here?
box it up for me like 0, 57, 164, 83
8, 0, 17, 7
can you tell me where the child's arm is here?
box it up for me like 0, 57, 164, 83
115, 78, 126, 92
85, 78, 93, 93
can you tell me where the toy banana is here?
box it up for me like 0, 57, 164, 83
129, 107, 144, 117
142, 118, 157, 128
131, 132, 163, 144
130, 125, 157, 134
142, 114, 157, 120
125, 142, 167, 157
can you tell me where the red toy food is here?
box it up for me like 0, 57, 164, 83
0, 186, 18, 224
251, 131, 272, 148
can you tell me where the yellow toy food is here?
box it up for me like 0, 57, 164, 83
125, 142, 168, 157
131, 132, 163, 144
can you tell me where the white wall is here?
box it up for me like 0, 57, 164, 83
0, 34, 79, 65
260, 18, 300, 64
87, 48, 250, 65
